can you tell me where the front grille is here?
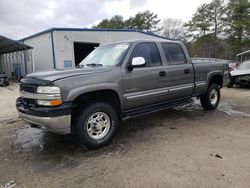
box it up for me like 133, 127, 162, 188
20, 84, 36, 93
20, 84, 37, 106
22, 98, 36, 106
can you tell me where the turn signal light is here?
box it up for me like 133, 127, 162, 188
37, 99, 62, 106
49, 99, 62, 106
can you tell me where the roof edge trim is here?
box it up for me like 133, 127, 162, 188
19, 27, 174, 41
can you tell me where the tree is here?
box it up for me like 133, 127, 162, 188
93, 10, 160, 33
93, 15, 125, 29
184, 0, 226, 58
185, 3, 212, 56
224, 0, 250, 55
207, 0, 225, 57
125, 10, 160, 32
158, 18, 186, 40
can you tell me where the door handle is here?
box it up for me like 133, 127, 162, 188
159, 71, 167, 77
184, 69, 190, 74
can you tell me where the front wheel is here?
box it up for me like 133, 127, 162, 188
200, 83, 220, 110
73, 102, 119, 149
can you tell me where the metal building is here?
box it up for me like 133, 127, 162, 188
0, 35, 33, 79
20, 28, 168, 72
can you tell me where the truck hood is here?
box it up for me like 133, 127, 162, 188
230, 69, 250, 77
26, 67, 111, 82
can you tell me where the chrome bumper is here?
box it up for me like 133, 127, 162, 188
19, 112, 71, 134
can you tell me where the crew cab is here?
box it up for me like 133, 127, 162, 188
16, 39, 225, 148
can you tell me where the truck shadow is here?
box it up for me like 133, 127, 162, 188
13, 103, 206, 155
11, 101, 243, 174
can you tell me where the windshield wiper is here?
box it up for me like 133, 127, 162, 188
86, 63, 103, 67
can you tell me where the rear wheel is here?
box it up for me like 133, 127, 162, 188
73, 102, 119, 149
200, 83, 220, 110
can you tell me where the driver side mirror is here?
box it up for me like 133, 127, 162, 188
128, 57, 146, 71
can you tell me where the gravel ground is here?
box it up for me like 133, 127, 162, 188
0, 82, 250, 188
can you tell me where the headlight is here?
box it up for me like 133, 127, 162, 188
36, 86, 62, 106
37, 86, 61, 94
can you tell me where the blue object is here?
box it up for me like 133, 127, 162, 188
13, 63, 21, 80
64, 60, 72, 68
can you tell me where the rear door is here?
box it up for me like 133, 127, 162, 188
160, 42, 194, 100
122, 42, 168, 110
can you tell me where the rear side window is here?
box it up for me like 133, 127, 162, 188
130, 42, 162, 67
162, 43, 187, 65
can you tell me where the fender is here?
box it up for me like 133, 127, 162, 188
206, 70, 224, 89
66, 83, 124, 110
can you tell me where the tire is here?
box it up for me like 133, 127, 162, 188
73, 102, 119, 149
200, 83, 220, 110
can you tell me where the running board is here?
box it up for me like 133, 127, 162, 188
122, 99, 194, 120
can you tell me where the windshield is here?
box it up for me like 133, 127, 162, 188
79, 42, 131, 67
238, 61, 250, 69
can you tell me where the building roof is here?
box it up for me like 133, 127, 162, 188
19, 27, 173, 41
0, 35, 33, 54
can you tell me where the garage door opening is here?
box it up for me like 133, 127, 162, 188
74, 42, 99, 67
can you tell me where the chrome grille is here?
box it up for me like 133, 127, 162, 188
22, 98, 36, 106
20, 84, 37, 106
20, 84, 36, 93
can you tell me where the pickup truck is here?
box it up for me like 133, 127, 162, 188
16, 39, 225, 148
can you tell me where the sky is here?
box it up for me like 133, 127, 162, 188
0, 0, 212, 40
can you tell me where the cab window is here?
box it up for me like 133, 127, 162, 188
161, 43, 187, 65
130, 42, 162, 67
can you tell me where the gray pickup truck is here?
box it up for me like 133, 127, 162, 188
16, 39, 225, 148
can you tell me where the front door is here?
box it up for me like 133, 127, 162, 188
122, 42, 168, 110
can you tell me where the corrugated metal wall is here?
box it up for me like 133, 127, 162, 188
23, 32, 54, 72
0, 50, 33, 79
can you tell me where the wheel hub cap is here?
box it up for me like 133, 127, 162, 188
86, 112, 111, 140
210, 89, 218, 105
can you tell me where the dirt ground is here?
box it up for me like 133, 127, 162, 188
0, 82, 250, 188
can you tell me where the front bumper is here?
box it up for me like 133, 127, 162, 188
16, 97, 72, 134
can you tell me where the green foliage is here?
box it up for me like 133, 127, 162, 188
93, 10, 160, 33
93, 15, 125, 29
124, 10, 160, 32
207, 0, 225, 57
184, 3, 212, 37
185, 0, 249, 59
224, 0, 250, 53
91, 1, 249, 60
184, 0, 226, 57
187, 34, 234, 59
